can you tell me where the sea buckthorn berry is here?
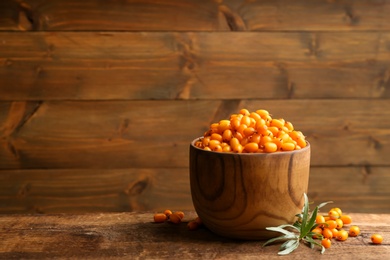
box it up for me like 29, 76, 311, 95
202, 136, 211, 147
312, 227, 323, 239
213, 145, 222, 152
321, 238, 332, 249
230, 137, 240, 149
240, 137, 249, 146
271, 119, 284, 129
322, 228, 333, 239
187, 221, 200, 231
349, 226, 360, 237
222, 129, 233, 142
199, 109, 306, 153
240, 115, 251, 126
210, 133, 223, 142
340, 214, 352, 225
164, 209, 172, 217
316, 214, 326, 226
234, 131, 244, 141
233, 144, 244, 153
218, 120, 231, 132
328, 210, 340, 220
331, 228, 339, 238
371, 234, 383, 244
222, 145, 232, 152
154, 213, 167, 223
249, 118, 256, 127
194, 217, 202, 225
208, 139, 220, 149
335, 219, 343, 230
231, 117, 241, 130
281, 142, 295, 151
169, 213, 182, 224
239, 108, 250, 116
289, 131, 302, 140
244, 142, 259, 153
268, 126, 279, 136
237, 124, 248, 135
243, 127, 256, 137
256, 109, 269, 119
330, 207, 343, 216
249, 133, 261, 144
264, 142, 278, 153
260, 135, 272, 146
256, 125, 268, 136
174, 211, 185, 219
285, 121, 294, 131
325, 220, 337, 230
336, 230, 348, 241
296, 137, 307, 148
249, 112, 261, 122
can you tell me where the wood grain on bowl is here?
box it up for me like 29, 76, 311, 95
190, 140, 310, 240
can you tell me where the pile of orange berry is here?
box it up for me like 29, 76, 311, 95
153, 210, 203, 231
313, 207, 383, 249
194, 108, 307, 153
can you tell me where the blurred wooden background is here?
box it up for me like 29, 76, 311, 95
0, 0, 389, 214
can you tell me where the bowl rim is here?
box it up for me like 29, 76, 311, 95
190, 137, 310, 156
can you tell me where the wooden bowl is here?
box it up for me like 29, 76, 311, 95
189, 138, 310, 240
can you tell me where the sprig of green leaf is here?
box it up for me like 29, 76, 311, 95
263, 193, 332, 255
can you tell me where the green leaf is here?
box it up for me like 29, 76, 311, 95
304, 236, 323, 249
276, 224, 300, 233
262, 234, 297, 247
303, 206, 319, 236
300, 193, 309, 234
278, 239, 299, 255
265, 226, 295, 237
318, 201, 333, 210
280, 239, 297, 251
264, 193, 333, 256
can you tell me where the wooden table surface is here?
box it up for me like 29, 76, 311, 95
0, 212, 389, 259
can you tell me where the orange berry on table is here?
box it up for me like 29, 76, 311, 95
330, 228, 339, 238
194, 216, 202, 225
335, 219, 344, 230
349, 226, 360, 237
173, 211, 185, 219
328, 210, 340, 220
153, 213, 167, 223
164, 209, 172, 217
316, 215, 326, 228
321, 238, 332, 249
330, 207, 343, 216
322, 228, 333, 239
371, 234, 383, 244
336, 230, 348, 241
340, 214, 352, 225
169, 212, 182, 224
312, 227, 323, 239
187, 221, 200, 231
325, 220, 337, 230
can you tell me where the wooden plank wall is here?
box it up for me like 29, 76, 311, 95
0, 0, 389, 214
